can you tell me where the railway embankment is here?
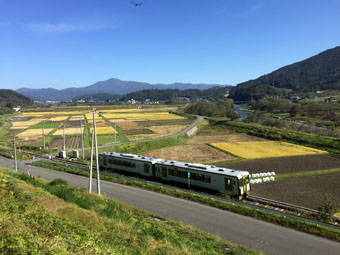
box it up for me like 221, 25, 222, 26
31, 160, 340, 242
0, 167, 261, 255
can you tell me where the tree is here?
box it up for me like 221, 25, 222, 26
318, 194, 338, 223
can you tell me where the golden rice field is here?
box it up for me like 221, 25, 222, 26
89, 126, 116, 135
10, 118, 46, 129
102, 107, 177, 113
22, 110, 88, 116
102, 112, 184, 121
210, 141, 328, 159
16, 128, 54, 139
53, 128, 83, 136
49, 116, 69, 121
69, 115, 84, 121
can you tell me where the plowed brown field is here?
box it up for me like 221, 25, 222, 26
140, 144, 235, 163
48, 137, 81, 149
251, 172, 340, 210
220, 154, 340, 174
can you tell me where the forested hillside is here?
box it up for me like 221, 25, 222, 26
230, 46, 340, 101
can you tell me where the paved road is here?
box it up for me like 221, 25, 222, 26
1, 156, 340, 255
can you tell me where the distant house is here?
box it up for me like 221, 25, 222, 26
325, 97, 336, 103
292, 96, 301, 101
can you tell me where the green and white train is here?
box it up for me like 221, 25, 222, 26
99, 152, 251, 199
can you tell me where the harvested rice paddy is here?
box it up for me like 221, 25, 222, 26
128, 125, 186, 141
10, 118, 46, 129
53, 127, 83, 136
101, 107, 177, 113
89, 126, 117, 135
16, 128, 54, 138
49, 116, 69, 121
141, 144, 235, 163
211, 141, 327, 159
102, 112, 185, 121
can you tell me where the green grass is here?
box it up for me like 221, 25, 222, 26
0, 168, 261, 255
276, 168, 340, 180
29, 122, 61, 129
31, 161, 340, 242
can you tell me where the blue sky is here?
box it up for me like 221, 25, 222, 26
0, 0, 339, 89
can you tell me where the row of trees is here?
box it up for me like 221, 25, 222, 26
183, 99, 239, 120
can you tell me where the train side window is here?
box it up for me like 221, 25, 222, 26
132, 162, 136, 168
204, 175, 211, 183
103, 158, 107, 165
144, 163, 150, 174
168, 169, 174, 176
225, 178, 233, 191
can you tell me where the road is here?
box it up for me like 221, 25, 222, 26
1, 156, 340, 255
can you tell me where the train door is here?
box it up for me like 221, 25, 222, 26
224, 178, 233, 192
162, 166, 168, 178
152, 165, 156, 179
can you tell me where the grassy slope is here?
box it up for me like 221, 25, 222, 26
0, 168, 260, 255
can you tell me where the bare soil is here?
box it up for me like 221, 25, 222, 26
63, 120, 82, 127
220, 154, 340, 174
48, 136, 81, 149
251, 172, 340, 210
187, 134, 266, 145
5, 129, 24, 137
140, 144, 235, 163
136, 119, 192, 126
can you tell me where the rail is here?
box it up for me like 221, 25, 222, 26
247, 195, 340, 224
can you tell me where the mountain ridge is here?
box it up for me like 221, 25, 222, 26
230, 46, 340, 100
17, 78, 226, 101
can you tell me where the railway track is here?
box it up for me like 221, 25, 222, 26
34, 157, 340, 227
246, 195, 340, 224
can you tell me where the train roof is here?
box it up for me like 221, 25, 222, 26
101, 152, 163, 163
158, 160, 249, 179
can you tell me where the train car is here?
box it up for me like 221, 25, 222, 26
154, 160, 250, 198
99, 152, 250, 198
99, 152, 162, 178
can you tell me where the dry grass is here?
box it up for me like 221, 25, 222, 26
128, 125, 186, 141
102, 112, 185, 121
141, 144, 235, 163
89, 126, 117, 135
16, 128, 54, 139
211, 141, 328, 159
10, 118, 46, 129
114, 120, 140, 131
53, 128, 82, 136
49, 116, 69, 121
187, 134, 265, 145
69, 115, 84, 121
101, 107, 177, 113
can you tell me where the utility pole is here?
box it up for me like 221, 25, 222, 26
13, 138, 17, 172
42, 122, 45, 150
63, 123, 66, 151
81, 121, 84, 160
88, 130, 94, 193
114, 122, 117, 143
93, 109, 101, 195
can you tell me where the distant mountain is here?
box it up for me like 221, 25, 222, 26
0, 89, 32, 108
17, 78, 225, 101
230, 46, 340, 101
